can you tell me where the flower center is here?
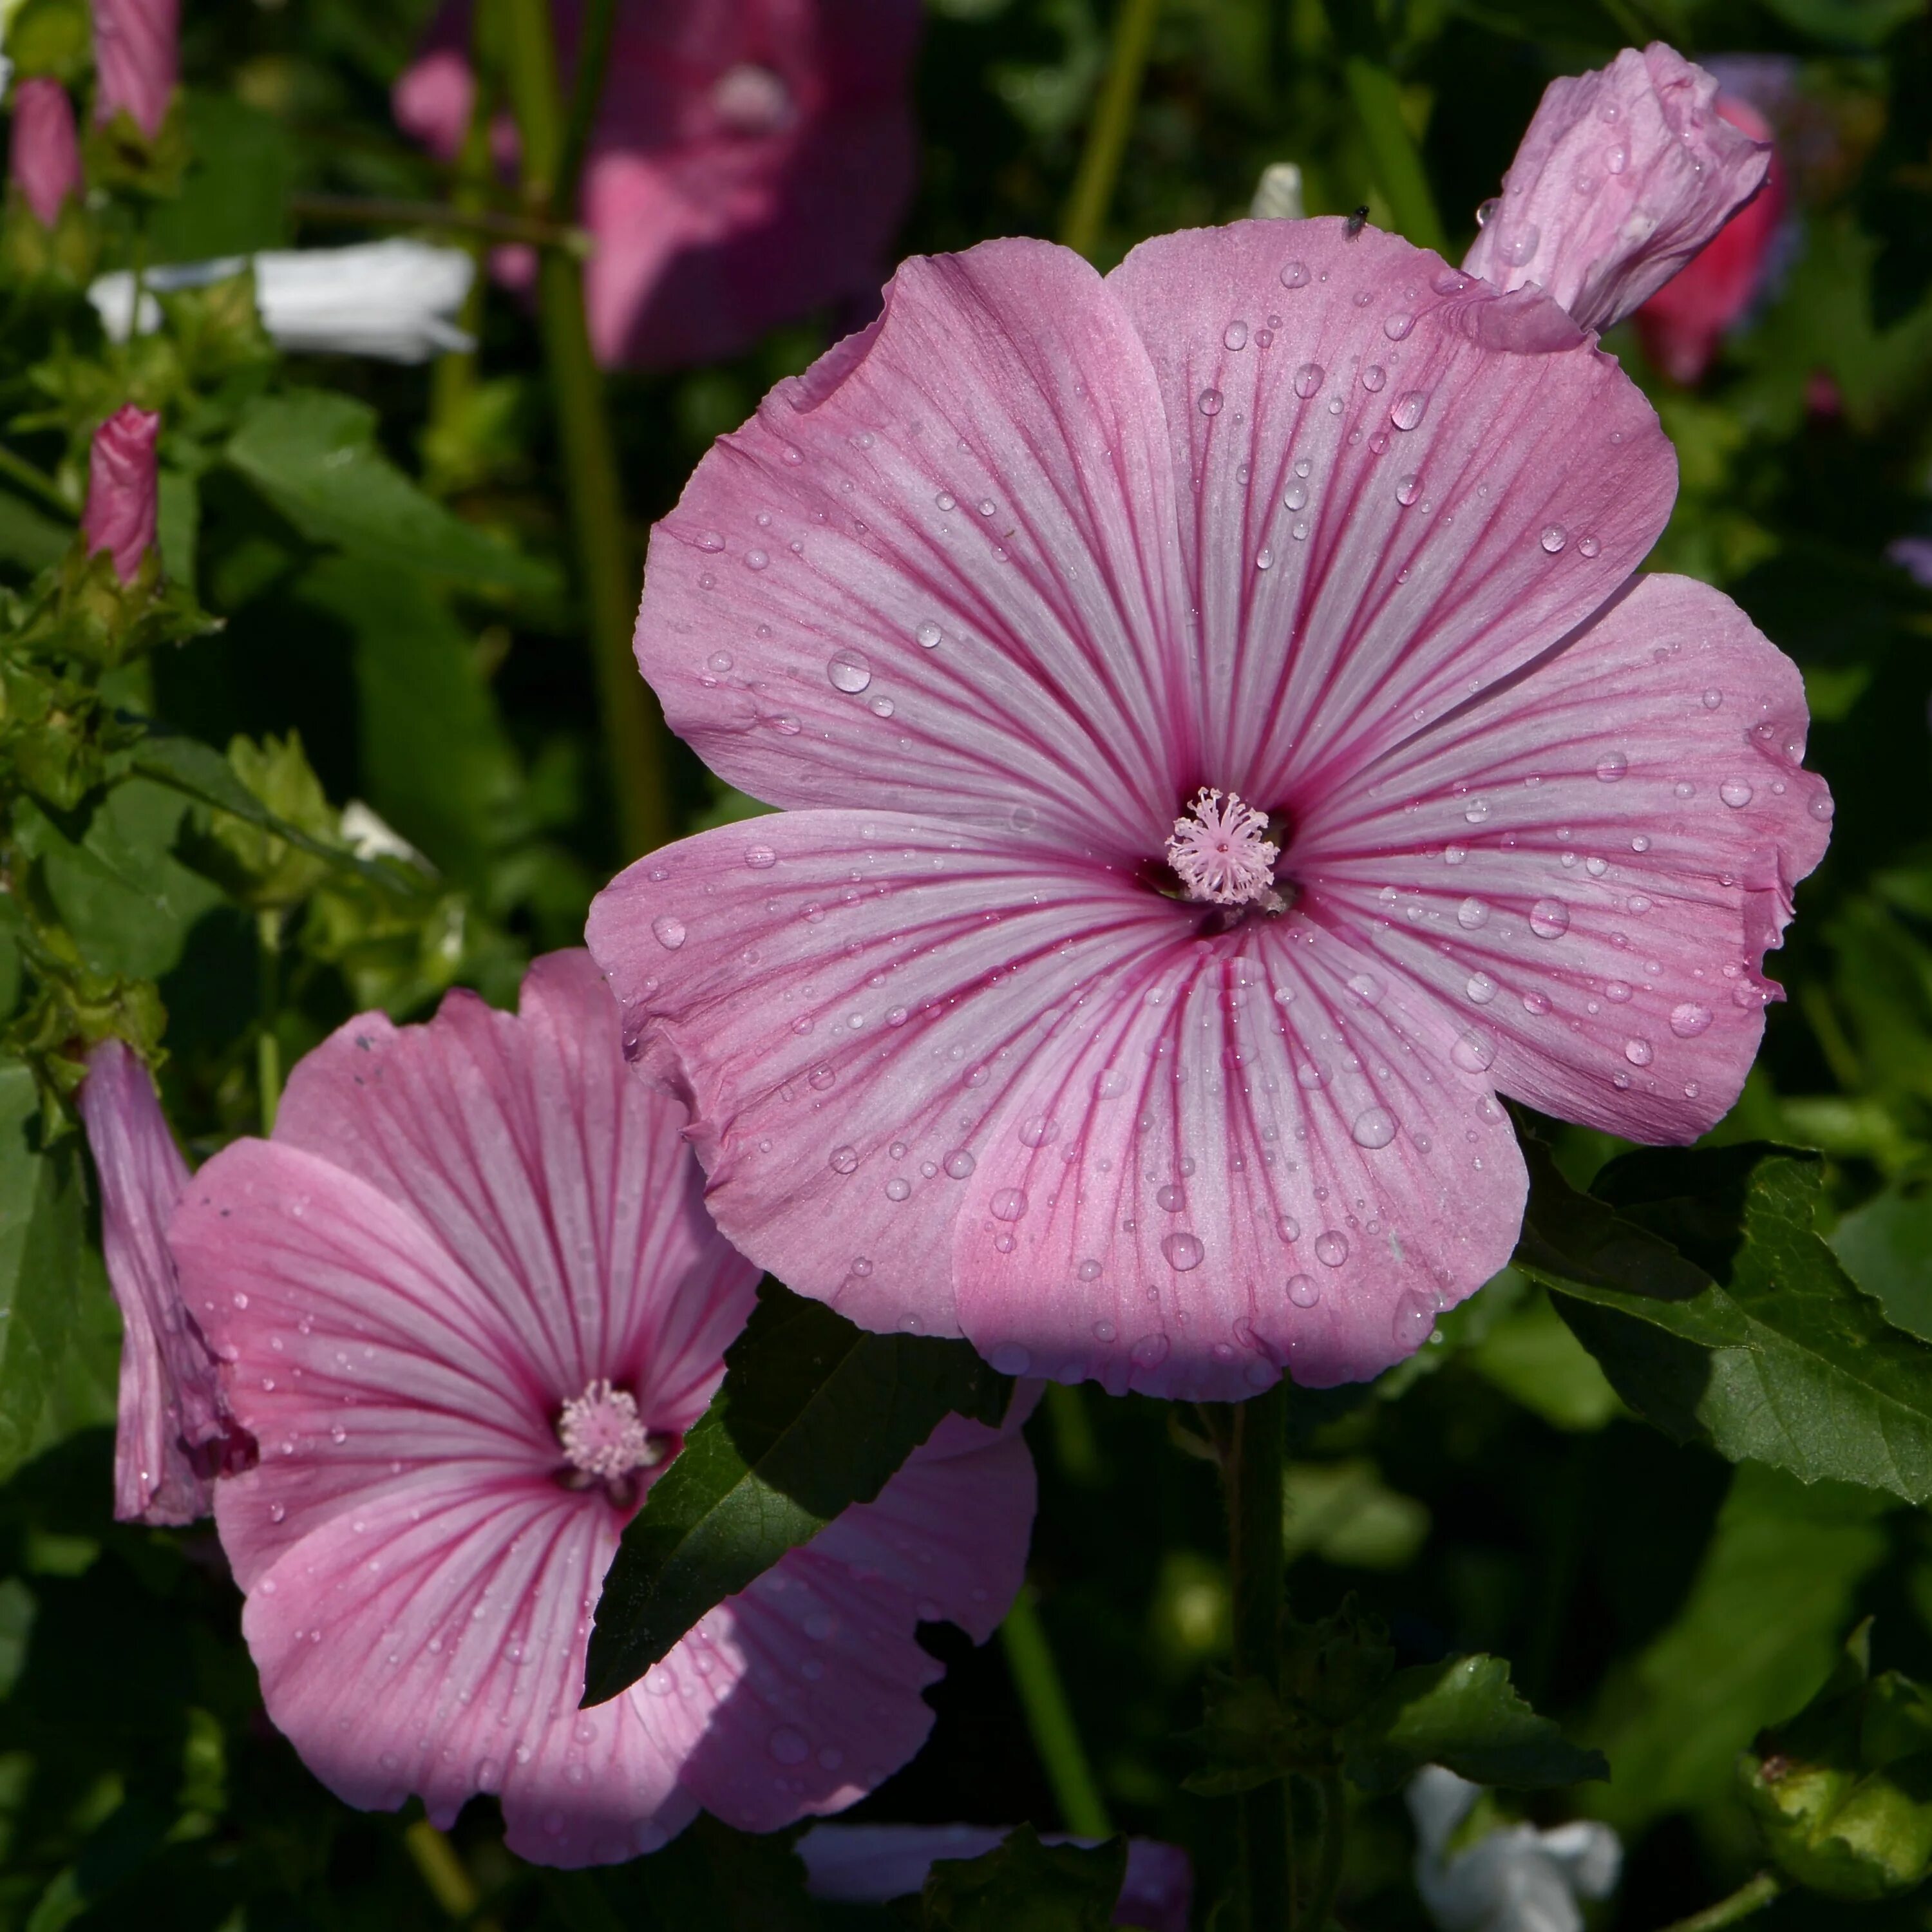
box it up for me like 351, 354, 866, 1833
556, 1379, 667, 1486
1166, 787, 1283, 909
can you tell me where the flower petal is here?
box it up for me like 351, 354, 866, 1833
634, 238, 1194, 853
589, 815, 1525, 1396
1298, 574, 1829, 1139
1462, 43, 1772, 335
270, 951, 756, 1423
234, 1473, 696, 1868
1103, 216, 1674, 799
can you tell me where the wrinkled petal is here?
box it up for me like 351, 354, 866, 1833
79, 1040, 245, 1525
1298, 574, 1831, 1140
10, 79, 82, 229
590, 815, 1525, 1398
1462, 44, 1772, 335
82, 404, 160, 585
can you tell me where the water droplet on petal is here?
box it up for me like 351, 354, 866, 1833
1390, 1293, 1435, 1347
1624, 1038, 1654, 1066
1314, 1231, 1349, 1267
990, 1189, 1028, 1221
943, 1150, 976, 1180
885, 1177, 911, 1201
1452, 1029, 1497, 1072
1280, 259, 1311, 289
1456, 896, 1489, 929
1157, 1183, 1186, 1212
829, 1146, 860, 1175
915, 621, 942, 648
1530, 898, 1570, 939
1578, 535, 1601, 558
1198, 388, 1224, 417
1255, 547, 1274, 571
1540, 525, 1567, 554
934, 491, 955, 511
1287, 1274, 1320, 1307
1670, 1003, 1714, 1037
1396, 474, 1420, 506
1352, 1106, 1397, 1149
1161, 1231, 1204, 1271
1293, 363, 1325, 399
1391, 391, 1428, 431
1810, 793, 1833, 821
1224, 320, 1249, 350
1719, 779, 1754, 808
1701, 689, 1723, 710
1466, 972, 1498, 1004
651, 915, 687, 950
1361, 364, 1387, 392
1596, 751, 1628, 782
1383, 311, 1414, 340
827, 649, 872, 693
1499, 223, 1541, 267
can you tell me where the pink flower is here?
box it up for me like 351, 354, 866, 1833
1462, 43, 1771, 336
9, 79, 82, 228
165, 951, 1036, 1868
92, 0, 178, 140
77, 1041, 250, 1526
81, 404, 160, 583
393, 0, 921, 370
799, 1823, 1193, 1929
585, 219, 1832, 1402
1633, 95, 1786, 384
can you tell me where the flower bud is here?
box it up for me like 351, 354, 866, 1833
82, 403, 160, 584
92, 0, 178, 140
9, 78, 82, 227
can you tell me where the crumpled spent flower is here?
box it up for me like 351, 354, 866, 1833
89, 240, 477, 363
1463, 42, 1771, 337
164, 951, 1037, 1868
77, 1040, 251, 1526
1408, 1766, 1620, 1932
92, 0, 177, 139
10, 77, 82, 229
797, 1822, 1193, 1930
81, 403, 161, 583
393, 0, 921, 370
587, 216, 1830, 1403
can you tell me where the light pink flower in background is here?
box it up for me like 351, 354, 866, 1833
81, 403, 160, 583
1891, 537, 1932, 589
1463, 43, 1770, 336
77, 1041, 251, 1525
9, 78, 82, 227
798, 1822, 1193, 1930
165, 951, 1036, 1868
92, 0, 178, 139
587, 216, 1830, 1403
1633, 94, 1786, 384
393, 0, 920, 370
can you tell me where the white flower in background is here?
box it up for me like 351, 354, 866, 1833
89, 238, 475, 363
1408, 1766, 1621, 1932
338, 802, 429, 869
1249, 160, 1305, 220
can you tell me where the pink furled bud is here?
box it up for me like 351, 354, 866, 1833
1463, 43, 1772, 336
1633, 95, 1786, 383
9, 79, 82, 227
93, 0, 179, 140
82, 404, 160, 583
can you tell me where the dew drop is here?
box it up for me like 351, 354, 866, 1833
1719, 779, 1754, 808
650, 914, 687, 951
1463, 797, 1491, 824
1390, 391, 1428, 431
1396, 475, 1421, 506
1578, 535, 1601, 558
1456, 895, 1490, 929
1530, 898, 1570, 939
990, 1189, 1028, 1222
1499, 223, 1541, 267
1452, 1029, 1497, 1072
829, 1145, 860, 1175
1255, 547, 1274, 572
1280, 259, 1311, 289
1810, 793, 1834, 822
1360, 363, 1387, 392
1701, 689, 1723, 710
934, 491, 955, 511
1287, 1274, 1320, 1308
1466, 972, 1499, 1005
1293, 363, 1325, 399
1383, 311, 1414, 340
1624, 1038, 1654, 1067
1157, 1183, 1186, 1213
1670, 1002, 1714, 1037
1162, 1232, 1205, 1271
885, 1177, 911, 1201
915, 621, 942, 648
1596, 750, 1628, 782
1224, 320, 1249, 350
943, 1150, 976, 1180
1540, 524, 1567, 554
1390, 1293, 1435, 1347
1352, 1106, 1397, 1150
1314, 1230, 1349, 1267
827, 649, 873, 694
1198, 388, 1224, 417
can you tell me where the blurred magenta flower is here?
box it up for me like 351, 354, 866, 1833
92, 0, 178, 138
587, 218, 1832, 1402
79, 1041, 251, 1525
1463, 43, 1770, 336
164, 951, 1036, 1868
393, 0, 921, 370
1634, 94, 1786, 384
81, 403, 160, 583
799, 1823, 1193, 1929
9, 77, 81, 227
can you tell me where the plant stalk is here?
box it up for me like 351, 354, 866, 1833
255, 909, 281, 1133
1655, 1871, 1786, 1932
1000, 1584, 1114, 1839
1298, 1767, 1346, 1932
1059, 0, 1162, 261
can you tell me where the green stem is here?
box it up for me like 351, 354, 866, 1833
999, 1584, 1113, 1839
290, 194, 585, 252
1227, 1381, 1291, 1931
553, 0, 617, 216
1059, 0, 1162, 260
0, 444, 74, 516
1297, 1768, 1346, 1932
1045, 1381, 1106, 1485
1341, 57, 1446, 256
1654, 1871, 1786, 1932
402, 1818, 504, 1931
255, 909, 281, 1134
501, 0, 672, 861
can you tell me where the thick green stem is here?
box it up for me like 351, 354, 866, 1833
1655, 1871, 1786, 1932
999, 1584, 1113, 1839
1228, 1382, 1291, 1931
1059, 0, 1162, 261
500, 0, 671, 860
553, 0, 617, 215
255, 909, 281, 1133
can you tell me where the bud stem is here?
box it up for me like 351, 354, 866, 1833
1655, 1871, 1786, 1932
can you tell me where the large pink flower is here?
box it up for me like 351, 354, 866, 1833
586, 218, 1831, 1403
393, 0, 920, 370
92, 0, 178, 140
166, 951, 1036, 1868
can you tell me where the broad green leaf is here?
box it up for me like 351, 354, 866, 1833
1342, 58, 1446, 255
0, 1060, 81, 1486
225, 392, 558, 598
1283, 1459, 1430, 1571
582, 1279, 1011, 1707
1831, 1185, 1932, 1342
1468, 1283, 1622, 1432
1523, 1138, 1932, 1503
0, 491, 70, 574
1758, 0, 1925, 47
146, 94, 293, 260
1342, 1654, 1606, 1795
1584, 1464, 1889, 1831
922, 1826, 1125, 1931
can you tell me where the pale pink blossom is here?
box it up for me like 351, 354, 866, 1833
92, 0, 178, 140
393, 0, 920, 370
9, 79, 82, 228
77, 1041, 250, 1526
81, 404, 160, 583
587, 219, 1830, 1402
799, 1822, 1193, 1929
166, 951, 1036, 1868
1463, 43, 1771, 336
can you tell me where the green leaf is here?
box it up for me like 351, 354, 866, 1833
921, 1826, 1125, 1931
0, 1059, 82, 1486
0, 491, 71, 574
1757, 0, 1925, 48
1586, 1464, 1889, 1832
1342, 1653, 1607, 1795
225, 393, 559, 599
1341, 58, 1446, 256
1830, 1184, 1932, 1343
582, 1278, 1011, 1707
145, 95, 293, 260
1283, 1459, 1430, 1571
1523, 1137, 1932, 1504
1467, 1282, 1622, 1433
